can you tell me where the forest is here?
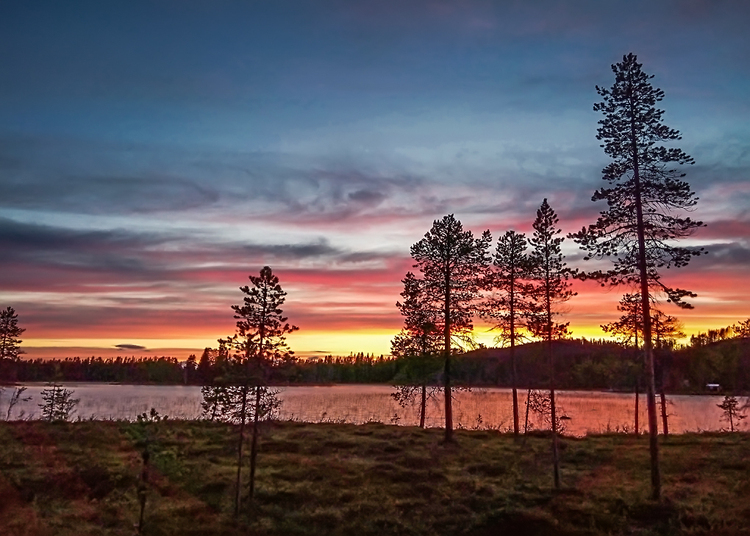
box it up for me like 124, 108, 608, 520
1, 332, 749, 394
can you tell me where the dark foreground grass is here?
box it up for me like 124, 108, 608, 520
0, 421, 749, 536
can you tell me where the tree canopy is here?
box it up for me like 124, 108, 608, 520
0, 307, 25, 361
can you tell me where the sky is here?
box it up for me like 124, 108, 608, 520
1, 0, 749, 360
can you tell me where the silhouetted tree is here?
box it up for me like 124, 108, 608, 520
196, 347, 214, 384
481, 230, 533, 436
39, 383, 79, 422
527, 199, 575, 489
601, 293, 644, 348
603, 294, 684, 435
391, 272, 442, 428
602, 292, 646, 435
183, 354, 197, 384
231, 266, 298, 509
410, 214, 491, 442
734, 319, 750, 338
571, 53, 703, 500
0, 307, 25, 361
717, 395, 746, 432
652, 310, 684, 436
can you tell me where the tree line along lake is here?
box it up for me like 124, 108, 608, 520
2, 383, 744, 436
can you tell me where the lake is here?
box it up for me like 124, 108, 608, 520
2, 383, 745, 436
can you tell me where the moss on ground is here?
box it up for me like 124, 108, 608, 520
0, 421, 748, 535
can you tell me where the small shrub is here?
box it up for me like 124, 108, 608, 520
137, 407, 168, 423
39, 384, 79, 422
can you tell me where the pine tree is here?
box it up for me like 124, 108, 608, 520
391, 272, 442, 428
230, 266, 298, 512
410, 214, 491, 442
481, 230, 533, 436
527, 199, 575, 489
233, 266, 298, 366
391, 272, 441, 359
571, 53, 703, 500
0, 307, 25, 361
601, 293, 644, 348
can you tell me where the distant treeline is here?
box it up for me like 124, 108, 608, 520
2, 337, 749, 393
0, 356, 187, 384
0, 352, 399, 386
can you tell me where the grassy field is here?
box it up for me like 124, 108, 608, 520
0, 420, 748, 535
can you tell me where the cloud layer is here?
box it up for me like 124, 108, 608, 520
1, 1, 748, 357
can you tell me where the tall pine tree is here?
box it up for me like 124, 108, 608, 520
527, 199, 574, 489
481, 230, 533, 436
571, 53, 703, 500
410, 214, 491, 442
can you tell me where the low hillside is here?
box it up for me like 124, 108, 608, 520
457, 338, 750, 393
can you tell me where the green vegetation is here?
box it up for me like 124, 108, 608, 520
1, 420, 749, 535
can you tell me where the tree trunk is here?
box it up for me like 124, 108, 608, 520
546, 278, 560, 489
444, 269, 453, 442
419, 384, 426, 428
551, 387, 560, 489
658, 355, 669, 436
510, 289, 519, 437
634, 382, 639, 436
510, 335, 519, 436
659, 391, 669, 436
137, 447, 150, 534
234, 385, 248, 518
249, 386, 262, 501
524, 388, 531, 435
443, 354, 452, 442
549, 340, 560, 489
628, 89, 661, 500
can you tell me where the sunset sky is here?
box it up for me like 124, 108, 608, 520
1, 1, 749, 360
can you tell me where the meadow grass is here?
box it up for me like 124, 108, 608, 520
0, 420, 748, 535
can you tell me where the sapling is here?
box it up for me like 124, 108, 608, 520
39, 384, 79, 422
717, 395, 746, 432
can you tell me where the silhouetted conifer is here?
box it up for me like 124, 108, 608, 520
527, 199, 575, 489
391, 272, 442, 428
410, 215, 491, 442
571, 53, 704, 500
0, 307, 25, 361
481, 230, 534, 436
230, 266, 297, 512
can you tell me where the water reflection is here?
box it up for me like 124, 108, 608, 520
2, 383, 745, 436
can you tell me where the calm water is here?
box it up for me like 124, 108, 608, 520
1, 383, 745, 436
